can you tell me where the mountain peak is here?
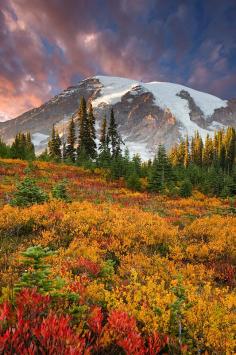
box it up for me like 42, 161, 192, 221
0, 75, 234, 159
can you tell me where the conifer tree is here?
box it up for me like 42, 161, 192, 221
11, 132, 35, 160
10, 177, 48, 207
148, 145, 173, 192
98, 116, 111, 168
48, 125, 61, 161
177, 141, 185, 165
179, 179, 192, 197
202, 134, 214, 168
170, 145, 179, 167
66, 118, 76, 162
224, 127, 235, 174
77, 96, 90, 159
26, 132, 35, 160
0, 138, 11, 158
87, 103, 97, 159
108, 108, 121, 158
126, 169, 141, 191
184, 136, 190, 168
191, 131, 203, 166
132, 154, 142, 177
99, 116, 107, 149
14, 246, 54, 293
52, 179, 70, 201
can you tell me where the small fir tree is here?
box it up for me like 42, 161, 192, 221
14, 246, 54, 293
10, 177, 48, 207
52, 180, 70, 201
179, 179, 192, 197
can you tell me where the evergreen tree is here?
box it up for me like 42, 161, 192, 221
126, 170, 141, 191
55, 133, 62, 160
177, 141, 185, 165
11, 132, 35, 160
48, 125, 61, 161
110, 153, 125, 180
148, 145, 173, 192
191, 131, 203, 166
87, 103, 97, 159
14, 246, 54, 293
179, 179, 192, 197
52, 180, 70, 201
66, 118, 76, 162
99, 116, 107, 149
170, 145, 179, 167
224, 127, 235, 174
0, 137, 11, 158
77, 96, 90, 159
10, 177, 48, 207
38, 148, 50, 162
132, 154, 142, 177
184, 136, 190, 168
98, 116, 111, 168
202, 134, 214, 168
26, 132, 35, 160
108, 108, 121, 158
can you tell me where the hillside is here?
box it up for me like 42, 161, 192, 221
0, 159, 235, 353
0, 75, 235, 159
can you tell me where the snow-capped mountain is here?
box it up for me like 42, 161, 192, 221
0, 75, 235, 159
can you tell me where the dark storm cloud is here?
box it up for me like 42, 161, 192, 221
0, 0, 235, 119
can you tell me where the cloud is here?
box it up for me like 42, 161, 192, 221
0, 0, 235, 119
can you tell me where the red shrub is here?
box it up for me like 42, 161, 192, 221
87, 306, 103, 335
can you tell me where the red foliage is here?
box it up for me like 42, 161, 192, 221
107, 310, 145, 354
75, 256, 101, 277
0, 289, 167, 354
87, 306, 103, 335
147, 332, 168, 355
0, 289, 88, 354
33, 313, 87, 354
213, 262, 235, 286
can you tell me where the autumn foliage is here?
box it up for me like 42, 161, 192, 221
0, 159, 235, 354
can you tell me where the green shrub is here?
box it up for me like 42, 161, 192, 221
126, 172, 141, 191
14, 246, 54, 293
51, 179, 70, 201
179, 179, 192, 197
10, 177, 48, 207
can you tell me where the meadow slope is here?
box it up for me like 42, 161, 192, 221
0, 159, 235, 354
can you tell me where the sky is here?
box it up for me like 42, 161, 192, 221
0, 0, 236, 121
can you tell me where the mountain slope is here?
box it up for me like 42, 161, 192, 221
0, 75, 235, 159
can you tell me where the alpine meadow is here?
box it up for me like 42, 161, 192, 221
0, 1, 236, 354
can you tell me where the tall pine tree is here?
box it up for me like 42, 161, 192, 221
87, 103, 97, 159
66, 118, 76, 162
108, 108, 121, 158
98, 116, 111, 168
48, 125, 61, 161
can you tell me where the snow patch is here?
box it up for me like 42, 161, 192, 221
93, 76, 139, 107
208, 121, 226, 131
92, 75, 227, 140
32, 133, 49, 146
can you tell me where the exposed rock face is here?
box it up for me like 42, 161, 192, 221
177, 90, 206, 128
0, 75, 235, 159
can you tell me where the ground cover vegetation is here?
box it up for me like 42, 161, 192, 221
0, 99, 235, 353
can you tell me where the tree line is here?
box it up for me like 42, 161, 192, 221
44, 97, 122, 167
0, 132, 35, 160
0, 96, 235, 197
